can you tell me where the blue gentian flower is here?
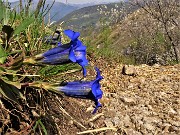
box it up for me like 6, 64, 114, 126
56, 67, 103, 114
36, 29, 88, 76
64, 29, 88, 76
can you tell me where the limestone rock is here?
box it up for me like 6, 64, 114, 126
122, 65, 136, 76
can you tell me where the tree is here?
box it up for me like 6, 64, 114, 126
131, 0, 180, 63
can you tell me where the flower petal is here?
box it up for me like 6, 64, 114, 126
69, 46, 77, 62
58, 81, 92, 98
75, 50, 87, 64
92, 82, 103, 99
42, 49, 70, 64
95, 67, 103, 80
42, 43, 71, 57
91, 67, 103, 113
57, 42, 62, 46
81, 65, 87, 76
92, 101, 102, 114
64, 29, 80, 41
75, 40, 86, 49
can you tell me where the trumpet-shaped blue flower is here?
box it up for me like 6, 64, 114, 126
36, 29, 88, 76
56, 67, 103, 114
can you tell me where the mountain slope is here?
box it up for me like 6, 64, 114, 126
10, 0, 119, 22
86, 3, 180, 64
58, 2, 138, 30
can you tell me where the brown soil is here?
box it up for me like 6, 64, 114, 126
0, 59, 179, 135
53, 59, 180, 135
95, 61, 180, 135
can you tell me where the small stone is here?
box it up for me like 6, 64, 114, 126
112, 116, 120, 126
122, 65, 136, 76
153, 64, 160, 67
68, 120, 73, 125
120, 97, 136, 105
147, 105, 153, 110
168, 108, 177, 114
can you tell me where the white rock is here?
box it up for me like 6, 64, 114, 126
122, 65, 136, 76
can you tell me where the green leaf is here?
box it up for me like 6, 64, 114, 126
33, 119, 47, 135
8, 52, 24, 70
0, 78, 25, 102
0, 44, 6, 64
0, 80, 19, 104
39, 64, 80, 77
39, 120, 48, 135
14, 16, 35, 35
0, 50, 22, 58
0, 65, 6, 72
0, 1, 5, 23
33, 120, 39, 131
9, 84, 26, 100
1, 76, 21, 89
0, 1, 10, 25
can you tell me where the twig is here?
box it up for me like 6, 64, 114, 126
87, 113, 104, 122
77, 127, 117, 134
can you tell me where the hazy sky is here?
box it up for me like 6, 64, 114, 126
8, 0, 121, 4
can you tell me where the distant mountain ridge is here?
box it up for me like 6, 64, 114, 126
9, 0, 118, 23
10, 1, 78, 22
58, 2, 138, 31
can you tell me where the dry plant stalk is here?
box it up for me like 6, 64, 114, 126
77, 127, 117, 134
87, 113, 104, 122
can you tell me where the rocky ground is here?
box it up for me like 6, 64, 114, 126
56, 58, 180, 135
98, 62, 180, 135
49, 58, 179, 135
0, 59, 179, 135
